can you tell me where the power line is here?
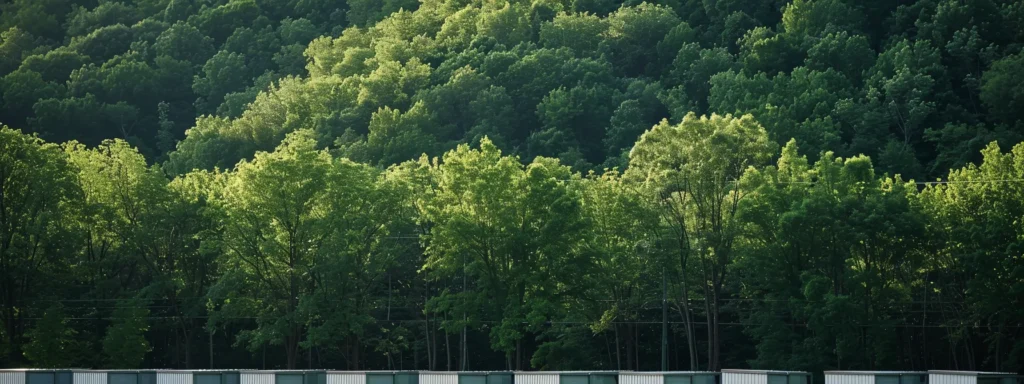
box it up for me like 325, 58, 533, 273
27, 316, 1024, 329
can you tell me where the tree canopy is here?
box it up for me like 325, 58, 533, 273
1, 0, 1024, 374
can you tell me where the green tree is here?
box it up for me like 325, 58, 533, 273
572, 170, 660, 370
420, 138, 587, 369
102, 304, 151, 368
980, 51, 1024, 125
737, 140, 925, 370
154, 22, 216, 65
918, 142, 1024, 371
626, 113, 775, 370
22, 304, 83, 368
0, 126, 81, 365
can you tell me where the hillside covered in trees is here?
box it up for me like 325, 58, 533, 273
2, 0, 1024, 375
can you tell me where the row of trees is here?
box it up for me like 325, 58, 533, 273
3, 112, 1022, 372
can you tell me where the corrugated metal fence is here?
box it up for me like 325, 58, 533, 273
73, 372, 106, 384
240, 373, 274, 384
516, 373, 558, 384
419, 373, 457, 384
722, 372, 767, 384
620, 373, 662, 384
930, 374, 976, 384
327, 373, 366, 384
825, 374, 873, 384
0, 371, 26, 384
156, 372, 192, 384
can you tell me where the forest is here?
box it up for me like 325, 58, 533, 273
1, 0, 1023, 375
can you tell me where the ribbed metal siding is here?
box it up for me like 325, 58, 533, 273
620, 374, 663, 384
723, 372, 767, 384
0, 371, 26, 384
157, 372, 192, 384
75, 372, 108, 384
930, 375, 975, 384
419, 373, 457, 384
826, 374, 873, 384
518, 374, 559, 384
241, 373, 275, 384
327, 373, 366, 384
619, 375, 660, 384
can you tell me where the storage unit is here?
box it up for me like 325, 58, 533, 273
240, 371, 324, 384
559, 373, 589, 384
826, 371, 926, 384
278, 371, 325, 384
394, 373, 418, 384
108, 371, 156, 384
589, 373, 617, 384
1, 370, 73, 384
620, 372, 719, 384
451, 372, 511, 384
193, 371, 240, 384
930, 371, 1021, 384
1, 370, 74, 384
486, 373, 511, 384
326, 371, 418, 384
722, 370, 811, 384
516, 372, 617, 384
457, 373, 487, 384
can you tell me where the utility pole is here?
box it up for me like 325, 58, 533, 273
662, 265, 668, 371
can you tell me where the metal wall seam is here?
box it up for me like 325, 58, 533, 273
326, 373, 366, 384
241, 373, 275, 384
516, 374, 559, 384
157, 372, 193, 384
825, 374, 873, 384
723, 372, 768, 384
419, 373, 457, 384
929, 375, 975, 384
0, 371, 26, 384
75, 372, 108, 384
620, 374, 663, 384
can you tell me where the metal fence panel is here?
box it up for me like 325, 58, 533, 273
517, 374, 558, 384
0, 371, 26, 384
327, 373, 366, 384
157, 372, 192, 384
242, 373, 275, 384
930, 375, 974, 384
620, 374, 662, 384
27, 372, 55, 384
76, 372, 108, 384
723, 372, 767, 384
419, 373, 457, 384
826, 374, 873, 384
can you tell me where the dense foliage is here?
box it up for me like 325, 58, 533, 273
1, 0, 1023, 375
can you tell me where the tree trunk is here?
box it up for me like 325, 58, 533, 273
703, 284, 713, 370
614, 325, 622, 369
678, 293, 698, 370
626, 323, 635, 370
286, 335, 298, 369
209, 328, 215, 369
445, 328, 451, 370
515, 338, 522, 370
353, 334, 362, 370
184, 328, 193, 369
